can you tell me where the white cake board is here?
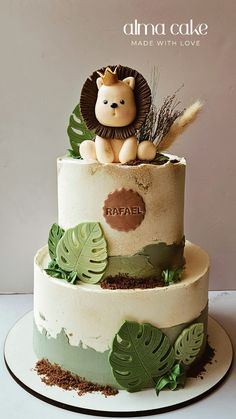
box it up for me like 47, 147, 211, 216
4, 312, 233, 417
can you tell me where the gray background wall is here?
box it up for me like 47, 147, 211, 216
0, 0, 235, 292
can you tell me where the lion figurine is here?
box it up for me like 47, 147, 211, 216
79, 65, 156, 164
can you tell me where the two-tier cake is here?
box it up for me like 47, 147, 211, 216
33, 65, 209, 395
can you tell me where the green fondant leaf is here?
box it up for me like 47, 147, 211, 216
162, 268, 183, 285
67, 103, 94, 157
45, 261, 77, 284
174, 323, 204, 365
48, 224, 65, 261
155, 363, 186, 395
56, 222, 108, 284
109, 321, 175, 392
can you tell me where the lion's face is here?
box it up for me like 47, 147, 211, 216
95, 79, 136, 128
95, 81, 136, 127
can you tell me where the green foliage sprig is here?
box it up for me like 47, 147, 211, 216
45, 260, 77, 284
162, 267, 183, 285
155, 363, 186, 395
153, 153, 170, 165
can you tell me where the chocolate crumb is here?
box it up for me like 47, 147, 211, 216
123, 159, 167, 166
123, 155, 180, 166
35, 359, 118, 397
101, 274, 164, 290
187, 341, 216, 379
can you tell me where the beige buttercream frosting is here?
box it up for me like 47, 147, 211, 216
57, 155, 186, 256
34, 241, 209, 353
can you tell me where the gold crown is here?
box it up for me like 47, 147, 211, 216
97, 66, 119, 86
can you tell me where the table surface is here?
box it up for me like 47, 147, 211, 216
0, 291, 235, 419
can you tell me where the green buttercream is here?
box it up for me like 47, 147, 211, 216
104, 254, 156, 278
140, 237, 185, 271
33, 323, 117, 386
33, 304, 208, 388
104, 238, 185, 280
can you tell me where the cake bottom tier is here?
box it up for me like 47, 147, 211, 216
33, 241, 209, 388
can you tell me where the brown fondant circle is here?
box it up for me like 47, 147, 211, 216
103, 188, 146, 232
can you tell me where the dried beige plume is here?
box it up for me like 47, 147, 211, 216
157, 100, 203, 151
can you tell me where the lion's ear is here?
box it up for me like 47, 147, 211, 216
123, 76, 135, 90
96, 77, 103, 90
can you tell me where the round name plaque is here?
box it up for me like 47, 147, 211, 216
103, 188, 146, 232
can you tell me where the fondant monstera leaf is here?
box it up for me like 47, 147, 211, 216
174, 323, 204, 365
48, 223, 65, 261
67, 103, 94, 157
109, 321, 175, 392
56, 222, 108, 284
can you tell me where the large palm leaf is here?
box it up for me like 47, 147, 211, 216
109, 321, 175, 392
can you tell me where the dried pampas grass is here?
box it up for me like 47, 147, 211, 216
157, 100, 203, 151
137, 89, 184, 144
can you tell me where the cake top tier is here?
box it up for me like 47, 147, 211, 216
67, 64, 202, 164
57, 153, 185, 256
